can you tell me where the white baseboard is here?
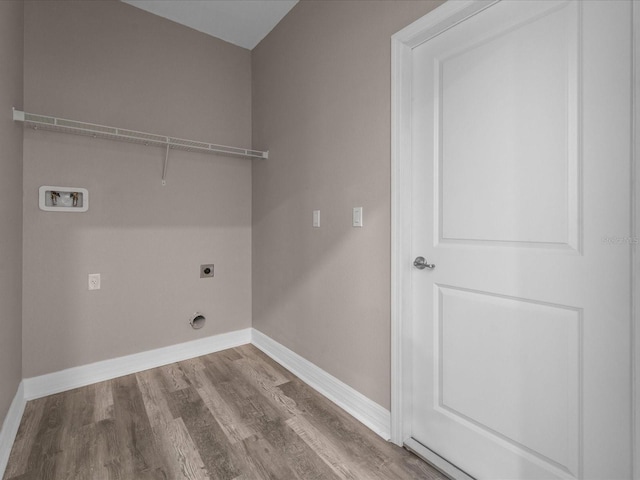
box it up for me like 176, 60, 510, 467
0, 381, 26, 479
23, 328, 252, 400
251, 328, 391, 440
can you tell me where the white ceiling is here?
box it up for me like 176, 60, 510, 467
122, 0, 298, 50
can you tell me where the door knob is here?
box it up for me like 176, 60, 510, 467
413, 256, 435, 270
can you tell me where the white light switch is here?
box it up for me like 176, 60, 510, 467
313, 210, 320, 228
352, 207, 363, 227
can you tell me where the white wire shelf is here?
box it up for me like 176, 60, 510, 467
13, 109, 268, 185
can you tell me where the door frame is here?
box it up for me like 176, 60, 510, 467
389, 1, 639, 477
633, 3, 639, 479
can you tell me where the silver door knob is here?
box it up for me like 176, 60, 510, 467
413, 256, 435, 270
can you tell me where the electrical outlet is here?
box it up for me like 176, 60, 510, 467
200, 264, 214, 278
88, 273, 100, 290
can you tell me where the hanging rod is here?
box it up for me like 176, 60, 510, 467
13, 108, 269, 184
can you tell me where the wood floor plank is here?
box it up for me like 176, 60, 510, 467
52, 388, 95, 479
213, 347, 243, 363
229, 392, 341, 480
251, 413, 341, 480
136, 369, 206, 480
202, 355, 342, 480
240, 434, 303, 480
4, 345, 444, 480
69, 423, 99, 479
168, 385, 241, 479
189, 361, 256, 444
3, 399, 45, 479
96, 418, 133, 480
233, 345, 292, 386
111, 373, 168, 478
200, 351, 244, 387
200, 356, 269, 423
3, 472, 38, 480
165, 417, 209, 480
94, 380, 114, 423
72, 383, 96, 429
280, 378, 411, 474
158, 363, 191, 392
87, 421, 112, 480
176, 357, 208, 389
229, 357, 299, 417
22, 393, 67, 480
286, 415, 363, 480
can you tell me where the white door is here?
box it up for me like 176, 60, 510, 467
399, 1, 634, 479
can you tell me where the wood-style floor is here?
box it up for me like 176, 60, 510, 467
3, 345, 444, 480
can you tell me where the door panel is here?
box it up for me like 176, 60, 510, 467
437, 285, 581, 473
438, 1, 578, 248
408, 1, 632, 478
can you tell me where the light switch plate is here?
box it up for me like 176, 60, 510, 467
353, 207, 363, 227
313, 210, 320, 228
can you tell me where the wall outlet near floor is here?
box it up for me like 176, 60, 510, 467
200, 264, 214, 278
88, 273, 100, 290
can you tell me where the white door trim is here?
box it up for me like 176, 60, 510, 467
633, 3, 639, 478
390, 0, 498, 448
390, 1, 639, 477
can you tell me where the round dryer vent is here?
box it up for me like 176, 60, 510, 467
189, 312, 206, 329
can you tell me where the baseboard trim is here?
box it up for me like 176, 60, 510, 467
251, 328, 391, 440
23, 328, 252, 400
0, 381, 26, 479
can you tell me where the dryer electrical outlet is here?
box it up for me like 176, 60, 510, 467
200, 264, 214, 278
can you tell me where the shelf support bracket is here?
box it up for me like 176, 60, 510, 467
162, 142, 170, 186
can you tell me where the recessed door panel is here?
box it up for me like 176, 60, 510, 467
437, 2, 580, 249
437, 285, 581, 475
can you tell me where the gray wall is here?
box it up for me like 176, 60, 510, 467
0, 0, 24, 422
252, 0, 442, 409
22, 1, 252, 378
17, 0, 443, 409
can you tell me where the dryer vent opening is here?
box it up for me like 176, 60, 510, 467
189, 313, 206, 329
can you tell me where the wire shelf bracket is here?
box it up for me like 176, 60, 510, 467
13, 108, 269, 186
